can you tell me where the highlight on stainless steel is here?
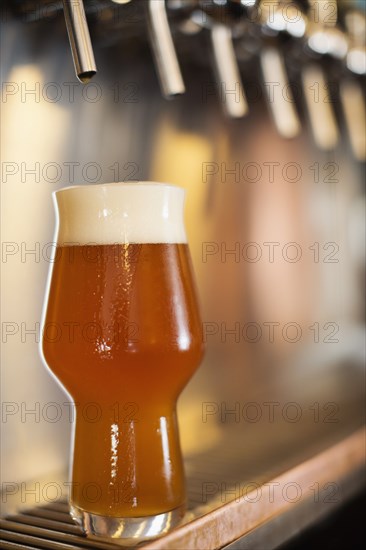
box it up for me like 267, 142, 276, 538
147, 0, 185, 97
345, 10, 366, 75
305, 0, 348, 59
340, 79, 366, 162
306, 25, 348, 59
260, 48, 300, 139
62, 0, 97, 83
260, 0, 306, 38
211, 24, 248, 118
302, 64, 339, 151
241, 0, 256, 7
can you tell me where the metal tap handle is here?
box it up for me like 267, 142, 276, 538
260, 47, 301, 138
147, 0, 185, 97
211, 24, 248, 118
62, 0, 97, 83
302, 64, 339, 151
340, 79, 366, 161
344, 9, 366, 75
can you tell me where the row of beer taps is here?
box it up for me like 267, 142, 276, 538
12, 0, 366, 158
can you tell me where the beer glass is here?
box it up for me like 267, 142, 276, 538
41, 182, 203, 544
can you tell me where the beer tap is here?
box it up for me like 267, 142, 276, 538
256, 0, 302, 138
305, 0, 348, 59
260, 46, 301, 138
345, 8, 366, 76
340, 9, 366, 161
340, 79, 366, 162
62, 0, 97, 83
147, 0, 185, 97
190, 1, 249, 118
210, 22, 249, 118
298, 0, 347, 150
301, 64, 339, 151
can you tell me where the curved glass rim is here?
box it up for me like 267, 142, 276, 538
55, 181, 184, 195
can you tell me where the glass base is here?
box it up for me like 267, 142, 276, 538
70, 503, 186, 546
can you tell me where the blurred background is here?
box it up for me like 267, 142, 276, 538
1, 0, 365, 505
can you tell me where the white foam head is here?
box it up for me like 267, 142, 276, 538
54, 182, 187, 244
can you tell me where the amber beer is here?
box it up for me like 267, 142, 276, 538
41, 183, 203, 543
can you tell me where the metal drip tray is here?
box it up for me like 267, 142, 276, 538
1, 428, 365, 549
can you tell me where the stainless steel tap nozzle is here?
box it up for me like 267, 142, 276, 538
260, 47, 301, 138
62, 0, 97, 83
211, 24, 248, 118
147, 0, 185, 97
